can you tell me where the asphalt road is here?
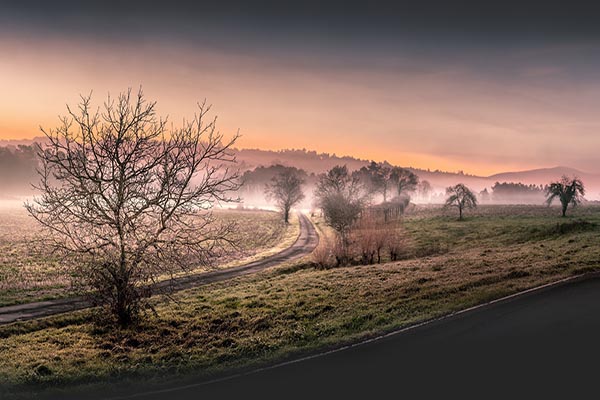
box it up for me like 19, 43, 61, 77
117, 277, 600, 400
0, 212, 318, 324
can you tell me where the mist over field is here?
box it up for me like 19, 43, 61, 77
1, 139, 599, 207
4, 2, 600, 399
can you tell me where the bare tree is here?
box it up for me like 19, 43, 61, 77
356, 163, 418, 204
265, 168, 305, 223
444, 183, 477, 220
417, 180, 432, 202
356, 161, 393, 202
386, 222, 406, 261
25, 89, 240, 326
391, 167, 419, 199
353, 215, 389, 264
545, 176, 585, 217
314, 165, 367, 265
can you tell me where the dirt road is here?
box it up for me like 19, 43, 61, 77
0, 212, 318, 325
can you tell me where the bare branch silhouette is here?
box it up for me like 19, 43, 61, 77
25, 88, 240, 325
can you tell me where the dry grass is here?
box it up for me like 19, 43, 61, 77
2, 204, 600, 398
0, 207, 296, 306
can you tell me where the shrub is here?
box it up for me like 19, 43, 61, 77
312, 238, 334, 269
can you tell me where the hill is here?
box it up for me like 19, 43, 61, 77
1, 141, 599, 200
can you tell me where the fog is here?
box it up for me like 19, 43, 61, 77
1, 143, 598, 207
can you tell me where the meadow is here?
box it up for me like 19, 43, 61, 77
0, 207, 297, 307
2, 204, 600, 398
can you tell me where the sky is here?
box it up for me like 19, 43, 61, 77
2, 1, 600, 176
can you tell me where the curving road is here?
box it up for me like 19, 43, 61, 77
115, 277, 600, 400
0, 212, 318, 325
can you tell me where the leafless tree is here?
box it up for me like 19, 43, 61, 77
353, 215, 389, 264
444, 183, 477, 220
314, 165, 368, 265
25, 89, 240, 326
265, 168, 305, 223
386, 222, 406, 261
417, 180, 432, 202
356, 162, 418, 204
545, 176, 585, 217
391, 166, 419, 199
356, 161, 393, 202
311, 236, 334, 269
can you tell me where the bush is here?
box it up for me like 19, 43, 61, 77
350, 217, 407, 265
352, 216, 391, 265
312, 238, 334, 269
386, 223, 407, 261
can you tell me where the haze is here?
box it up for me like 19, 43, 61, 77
2, 1, 600, 176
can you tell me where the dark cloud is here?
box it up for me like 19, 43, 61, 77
3, 0, 600, 43
3, 1, 600, 176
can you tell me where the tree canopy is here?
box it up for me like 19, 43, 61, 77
25, 89, 240, 325
444, 183, 477, 220
265, 168, 305, 223
545, 176, 585, 217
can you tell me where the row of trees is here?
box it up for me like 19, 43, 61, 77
0, 145, 38, 195
264, 161, 421, 224
265, 165, 588, 270
479, 182, 546, 204
444, 177, 586, 219
354, 161, 419, 203
444, 177, 585, 219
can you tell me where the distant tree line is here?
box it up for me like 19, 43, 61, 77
0, 145, 38, 197
242, 165, 315, 208
479, 182, 547, 204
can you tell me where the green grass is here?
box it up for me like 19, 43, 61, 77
2, 204, 600, 398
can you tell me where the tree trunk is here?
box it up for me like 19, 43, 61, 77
459, 206, 463, 220
114, 275, 132, 326
562, 202, 567, 217
284, 207, 290, 224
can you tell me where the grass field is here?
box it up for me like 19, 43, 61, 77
2, 204, 600, 398
0, 207, 296, 307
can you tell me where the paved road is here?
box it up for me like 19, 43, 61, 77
117, 277, 600, 400
0, 213, 318, 325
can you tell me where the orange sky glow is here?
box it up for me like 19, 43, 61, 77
2, 34, 600, 176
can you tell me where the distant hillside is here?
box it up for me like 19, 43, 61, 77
407, 168, 491, 193
232, 148, 369, 174
233, 148, 493, 194
1, 141, 599, 200
0, 137, 47, 147
232, 148, 484, 187
489, 166, 597, 185
234, 149, 600, 197
488, 167, 600, 199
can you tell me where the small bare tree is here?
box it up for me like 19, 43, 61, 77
265, 168, 305, 223
314, 165, 368, 265
25, 89, 240, 326
545, 176, 585, 217
386, 222, 406, 261
353, 215, 389, 264
444, 183, 477, 220
417, 180, 432, 202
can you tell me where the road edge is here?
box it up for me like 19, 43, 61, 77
108, 269, 600, 399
